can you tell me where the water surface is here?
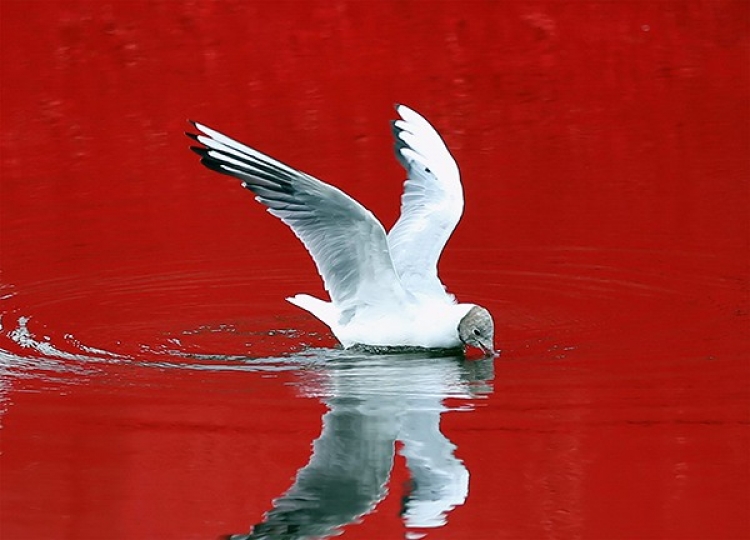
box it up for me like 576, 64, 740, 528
1, 1, 748, 539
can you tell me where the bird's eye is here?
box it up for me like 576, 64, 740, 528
473, 329, 480, 336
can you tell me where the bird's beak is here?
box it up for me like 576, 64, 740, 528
479, 340, 497, 357
463, 339, 498, 359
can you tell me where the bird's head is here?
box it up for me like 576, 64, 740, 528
458, 305, 496, 357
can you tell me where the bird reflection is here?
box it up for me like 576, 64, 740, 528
228, 350, 494, 539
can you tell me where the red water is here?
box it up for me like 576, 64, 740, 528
1, 1, 748, 539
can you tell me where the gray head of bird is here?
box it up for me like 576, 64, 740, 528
458, 305, 496, 356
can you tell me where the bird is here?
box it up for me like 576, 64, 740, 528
187, 104, 495, 355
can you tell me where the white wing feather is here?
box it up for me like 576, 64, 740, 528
189, 122, 409, 316
387, 105, 463, 300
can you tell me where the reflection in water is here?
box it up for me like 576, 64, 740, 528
230, 351, 494, 539
2, 317, 493, 538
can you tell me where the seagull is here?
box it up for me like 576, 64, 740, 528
187, 105, 495, 355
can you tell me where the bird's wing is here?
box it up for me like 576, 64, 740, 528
387, 105, 464, 300
188, 122, 409, 315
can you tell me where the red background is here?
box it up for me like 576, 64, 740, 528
1, 1, 748, 539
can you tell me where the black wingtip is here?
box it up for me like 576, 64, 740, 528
390, 119, 404, 139
185, 131, 199, 142
190, 145, 208, 158
199, 155, 231, 176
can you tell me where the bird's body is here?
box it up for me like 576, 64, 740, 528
288, 293, 474, 350
188, 105, 495, 355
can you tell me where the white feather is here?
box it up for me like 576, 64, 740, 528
387, 105, 463, 300
189, 106, 486, 351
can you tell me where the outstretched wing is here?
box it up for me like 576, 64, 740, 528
188, 122, 408, 314
387, 105, 463, 300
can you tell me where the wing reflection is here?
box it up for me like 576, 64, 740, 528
229, 350, 494, 539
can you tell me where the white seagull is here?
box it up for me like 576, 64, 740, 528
187, 105, 495, 355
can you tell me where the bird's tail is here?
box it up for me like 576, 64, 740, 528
286, 294, 338, 329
